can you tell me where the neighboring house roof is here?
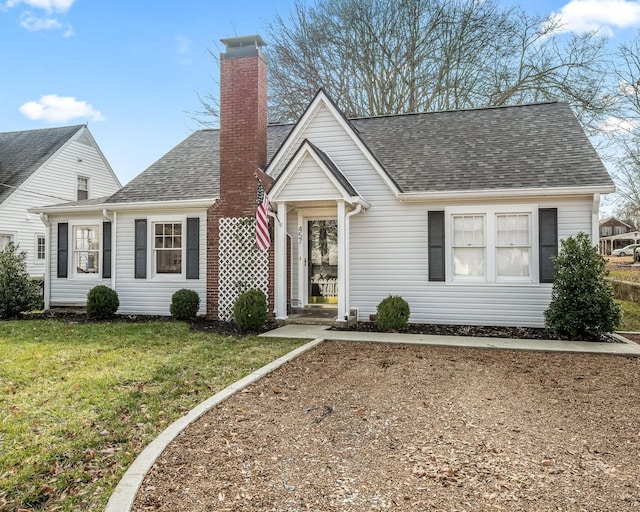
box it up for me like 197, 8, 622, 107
599, 216, 634, 228
0, 125, 84, 205
348, 101, 613, 192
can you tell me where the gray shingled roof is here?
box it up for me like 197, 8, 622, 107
106, 130, 219, 203
98, 101, 612, 205
349, 101, 613, 192
0, 125, 84, 205
106, 124, 293, 203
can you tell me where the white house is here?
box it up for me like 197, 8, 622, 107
34, 35, 615, 327
0, 125, 121, 275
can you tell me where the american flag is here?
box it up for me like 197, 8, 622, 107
256, 178, 271, 251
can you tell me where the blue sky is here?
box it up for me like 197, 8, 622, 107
2, 0, 640, 188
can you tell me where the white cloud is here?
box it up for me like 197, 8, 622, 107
6, 0, 75, 13
550, 0, 640, 35
599, 115, 638, 133
19, 11, 73, 34
19, 95, 104, 123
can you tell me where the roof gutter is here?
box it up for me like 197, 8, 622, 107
30, 197, 218, 215
398, 185, 616, 203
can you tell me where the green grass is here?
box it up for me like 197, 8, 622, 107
617, 299, 640, 331
609, 268, 640, 284
0, 320, 304, 511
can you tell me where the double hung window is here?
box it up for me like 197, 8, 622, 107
0, 234, 13, 251
446, 207, 534, 283
77, 176, 89, 200
73, 225, 99, 274
154, 222, 182, 274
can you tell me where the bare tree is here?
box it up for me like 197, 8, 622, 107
608, 32, 640, 225
265, 0, 611, 129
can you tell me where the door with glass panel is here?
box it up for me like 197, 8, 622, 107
307, 220, 338, 305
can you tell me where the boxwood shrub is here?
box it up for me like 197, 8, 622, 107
376, 295, 410, 331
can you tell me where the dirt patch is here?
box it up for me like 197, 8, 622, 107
133, 341, 640, 511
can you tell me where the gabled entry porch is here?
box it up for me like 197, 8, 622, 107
272, 199, 366, 325
267, 140, 369, 325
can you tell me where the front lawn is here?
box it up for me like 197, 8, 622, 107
618, 299, 640, 331
0, 320, 303, 511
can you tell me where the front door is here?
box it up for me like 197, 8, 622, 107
307, 219, 338, 305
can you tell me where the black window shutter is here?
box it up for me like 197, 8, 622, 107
186, 217, 200, 279
428, 211, 445, 282
57, 223, 68, 278
102, 222, 112, 279
134, 219, 147, 279
539, 208, 558, 283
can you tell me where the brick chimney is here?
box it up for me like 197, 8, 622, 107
219, 34, 268, 216
207, 35, 272, 320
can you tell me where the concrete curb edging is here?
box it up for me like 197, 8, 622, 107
105, 337, 325, 512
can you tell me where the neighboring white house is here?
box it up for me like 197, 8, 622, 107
33, 35, 615, 327
0, 125, 121, 275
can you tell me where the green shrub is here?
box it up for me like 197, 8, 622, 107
0, 242, 39, 318
233, 289, 268, 332
545, 232, 621, 336
376, 295, 410, 331
86, 285, 119, 319
170, 289, 200, 320
30, 276, 44, 311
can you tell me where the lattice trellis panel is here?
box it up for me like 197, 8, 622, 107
218, 217, 270, 321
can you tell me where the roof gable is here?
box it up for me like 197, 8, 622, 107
270, 140, 363, 204
267, 89, 400, 197
0, 125, 84, 205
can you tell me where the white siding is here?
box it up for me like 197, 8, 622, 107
49, 214, 111, 305
277, 100, 598, 327
347, 196, 595, 328
277, 154, 344, 202
48, 208, 208, 316
0, 130, 120, 275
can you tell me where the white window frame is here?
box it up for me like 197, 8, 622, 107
0, 233, 14, 251
35, 234, 46, 263
495, 212, 532, 283
451, 213, 486, 283
445, 205, 538, 285
148, 215, 186, 281
70, 221, 101, 278
77, 176, 89, 201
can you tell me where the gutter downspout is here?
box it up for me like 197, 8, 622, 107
344, 202, 363, 322
592, 194, 600, 249
103, 209, 116, 290
39, 213, 50, 310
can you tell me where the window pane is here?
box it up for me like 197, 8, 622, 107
0, 234, 13, 251
75, 251, 99, 273
497, 214, 529, 246
156, 249, 181, 273
453, 247, 485, 276
37, 237, 45, 260
497, 248, 530, 277
453, 215, 484, 247
155, 224, 163, 235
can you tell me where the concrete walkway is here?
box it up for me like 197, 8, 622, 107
261, 324, 640, 356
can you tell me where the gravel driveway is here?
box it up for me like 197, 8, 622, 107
134, 341, 640, 511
